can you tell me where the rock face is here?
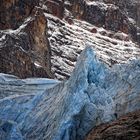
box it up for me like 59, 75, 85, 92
67, 0, 140, 44
0, 8, 53, 79
42, 0, 64, 19
0, 46, 140, 140
85, 110, 140, 140
0, 0, 140, 79
47, 13, 140, 79
0, 0, 39, 30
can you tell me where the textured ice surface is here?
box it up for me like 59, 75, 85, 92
0, 46, 140, 140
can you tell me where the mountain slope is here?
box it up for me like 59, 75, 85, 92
0, 0, 140, 79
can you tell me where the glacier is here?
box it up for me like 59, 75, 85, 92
0, 46, 140, 140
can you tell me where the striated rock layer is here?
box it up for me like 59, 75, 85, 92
0, 46, 140, 140
0, 0, 140, 79
85, 110, 140, 140
47, 14, 140, 79
66, 0, 140, 44
0, 1, 140, 139
41, 0, 64, 19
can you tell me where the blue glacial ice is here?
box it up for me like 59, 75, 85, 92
0, 46, 140, 140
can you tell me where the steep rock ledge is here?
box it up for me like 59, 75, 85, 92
47, 13, 140, 79
0, 0, 140, 79
66, 0, 140, 44
0, 8, 53, 78
85, 110, 140, 140
0, 0, 39, 30
41, 0, 64, 19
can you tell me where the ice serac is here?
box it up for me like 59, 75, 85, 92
0, 46, 140, 140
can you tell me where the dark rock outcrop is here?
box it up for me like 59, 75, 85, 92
85, 110, 140, 140
0, 0, 39, 30
0, 8, 53, 79
42, 0, 64, 19
67, 0, 140, 44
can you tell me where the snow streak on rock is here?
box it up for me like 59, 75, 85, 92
47, 13, 140, 79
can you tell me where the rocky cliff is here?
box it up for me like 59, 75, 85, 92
0, 0, 140, 140
66, 0, 140, 44
0, 0, 140, 79
0, 6, 53, 78
0, 0, 39, 30
86, 110, 140, 140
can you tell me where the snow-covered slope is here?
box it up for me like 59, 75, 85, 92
47, 13, 140, 79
